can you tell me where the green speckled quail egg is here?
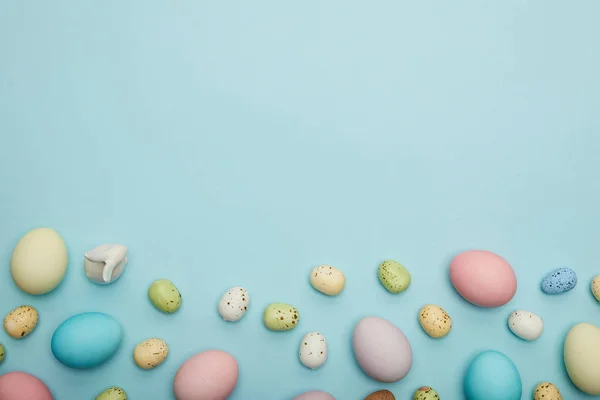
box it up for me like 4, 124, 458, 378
0, 344, 5, 364
148, 279, 181, 313
413, 386, 439, 399
378, 260, 411, 294
299, 332, 327, 369
263, 303, 299, 331
218, 286, 249, 322
95, 386, 128, 400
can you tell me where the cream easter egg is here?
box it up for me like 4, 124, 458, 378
310, 265, 345, 296
564, 322, 600, 395
418, 304, 452, 339
507, 310, 543, 341
173, 350, 238, 400
10, 228, 68, 295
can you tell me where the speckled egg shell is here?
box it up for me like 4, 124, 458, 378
378, 260, 411, 294
133, 338, 168, 370
353, 316, 413, 382
218, 286, 249, 322
299, 332, 328, 370
0, 344, 5, 364
533, 382, 562, 400
365, 389, 395, 400
450, 250, 517, 308
0, 371, 53, 400
148, 279, 182, 313
4, 305, 38, 339
591, 274, 600, 302
418, 305, 452, 339
263, 303, 300, 331
293, 391, 336, 400
541, 267, 577, 294
413, 386, 439, 400
564, 322, 600, 395
310, 265, 346, 296
96, 386, 128, 400
507, 310, 543, 341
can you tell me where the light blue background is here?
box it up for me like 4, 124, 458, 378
1, 1, 599, 399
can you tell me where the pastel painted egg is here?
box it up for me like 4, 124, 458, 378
263, 303, 299, 331
564, 322, 600, 394
217, 286, 249, 322
365, 389, 395, 400
133, 338, 168, 370
310, 265, 346, 296
352, 316, 413, 382
450, 250, 517, 308
418, 304, 452, 339
10, 228, 68, 295
299, 332, 328, 370
464, 350, 522, 400
378, 260, 411, 294
4, 305, 38, 339
591, 274, 600, 302
0, 344, 4, 364
173, 350, 238, 400
51, 312, 122, 369
507, 310, 543, 341
95, 387, 128, 400
293, 391, 336, 400
0, 371, 53, 400
413, 386, 439, 400
533, 382, 562, 400
148, 279, 182, 313
541, 268, 577, 294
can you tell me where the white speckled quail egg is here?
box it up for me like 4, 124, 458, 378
299, 332, 328, 370
508, 310, 543, 341
133, 338, 168, 370
218, 286, 250, 322
4, 305, 39, 339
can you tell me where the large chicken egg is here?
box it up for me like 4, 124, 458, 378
0, 371, 53, 400
173, 350, 238, 400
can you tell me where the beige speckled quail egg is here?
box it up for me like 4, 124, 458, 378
309, 265, 345, 296
4, 305, 39, 339
418, 304, 452, 339
591, 274, 600, 302
534, 382, 562, 400
218, 286, 250, 322
133, 338, 168, 370
299, 332, 328, 370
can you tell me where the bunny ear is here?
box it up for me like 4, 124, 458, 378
84, 244, 113, 262
102, 261, 117, 283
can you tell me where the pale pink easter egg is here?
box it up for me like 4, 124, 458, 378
450, 250, 517, 308
352, 316, 413, 382
0, 371, 53, 400
293, 391, 336, 400
173, 350, 238, 400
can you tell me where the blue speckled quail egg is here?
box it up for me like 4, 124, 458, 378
218, 286, 250, 322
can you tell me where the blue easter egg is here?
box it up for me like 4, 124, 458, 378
51, 312, 122, 369
464, 350, 522, 400
541, 267, 577, 294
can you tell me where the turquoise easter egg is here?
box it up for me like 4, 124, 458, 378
464, 350, 522, 400
51, 312, 122, 369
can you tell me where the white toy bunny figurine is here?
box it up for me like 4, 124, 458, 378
84, 244, 128, 284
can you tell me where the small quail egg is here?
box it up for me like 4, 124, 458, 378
0, 344, 5, 364
4, 305, 39, 339
534, 382, 562, 400
365, 389, 395, 399
133, 338, 168, 370
263, 303, 299, 331
309, 265, 345, 296
413, 386, 440, 399
96, 386, 128, 400
378, 260, 411, 294
218, 286, 250, 322
419, 304, 452, 339
591, 274, 600, 302
299, 332, 328, 370
148, 279, 181, 313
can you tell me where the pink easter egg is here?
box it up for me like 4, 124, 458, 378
173, 350, 238, 400
352, 316, 413, 382
450, 250, 517, 308
0, 371, 53, 400
293, 391, 336, 400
